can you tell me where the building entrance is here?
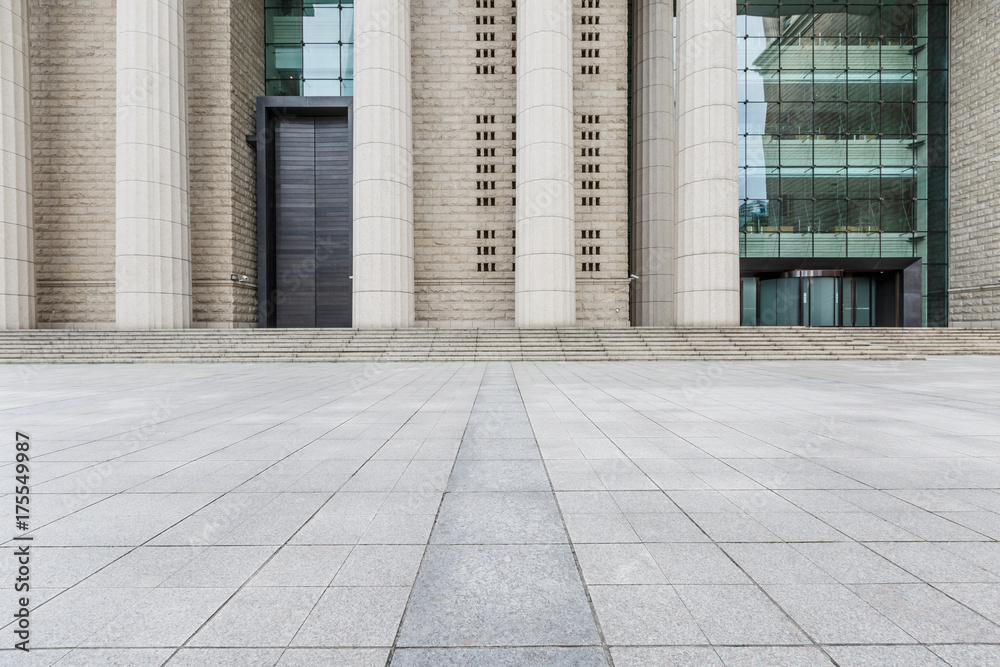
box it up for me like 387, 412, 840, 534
255, 99, 353, 328
742, 271, 896, 327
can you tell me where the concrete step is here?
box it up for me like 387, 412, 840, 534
1, 326, 998, 363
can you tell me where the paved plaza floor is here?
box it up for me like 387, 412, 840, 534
2, 359, 1000, 666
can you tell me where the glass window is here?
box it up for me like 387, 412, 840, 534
266, 1, 355, 97
738, 0, 949, 326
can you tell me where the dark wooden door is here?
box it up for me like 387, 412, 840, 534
274, 115, 352, 328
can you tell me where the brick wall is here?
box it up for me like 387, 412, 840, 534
411, 0, 629, 327
411, 0, 518, 327
29, 0, 116, 327
574, 0, 630, 326
28, 0, 262, 329
950, 0, 1000, 327
188, 0, 263, 327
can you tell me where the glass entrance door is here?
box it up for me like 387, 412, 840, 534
842, 277, 874, 327
804, 277, 840, 327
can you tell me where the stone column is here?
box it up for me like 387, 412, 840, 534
353, 0, 414, 329
0, 0, 35, 329
675, 0, 740, 327
116, 0, 192, 329
515, 0, 576, 328
630, 0, 674, 327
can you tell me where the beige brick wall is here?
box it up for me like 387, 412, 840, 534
950, 0, 1000, 327
188, 0, 263, 328
28, 0, 261, 329
411, 0, 518, 327
411, 0, 629, 327
574, 0, 630, 326
29, 0, 116, 327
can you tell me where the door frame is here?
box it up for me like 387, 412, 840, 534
252, 97, 353, 328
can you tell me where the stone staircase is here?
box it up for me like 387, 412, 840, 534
1, 327, 999, 363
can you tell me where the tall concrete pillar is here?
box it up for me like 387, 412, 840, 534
0, 0, 35, 329
630, 0, 674, 327
515, 0, 576, 328
675, 0, 740, 327
353, 0, 414, 329
116, 0, 192, 329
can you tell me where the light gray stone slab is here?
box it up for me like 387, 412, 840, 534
851, 583, 1000, 643
390, 648, 608, 666
588, 585, 706, 645
166, 648, 283, 666
825, 646, 951, 667
673, 585, 809, 645
762, 583, 914, 644
292, 587, 411, 647
446, 461, 552, 492
331, 545, 425, 587
189, 587, 324, 647
714, 647, 836, 666
609, 648, 723, 667
430, 492, 566, 544
396, 545, 600, 647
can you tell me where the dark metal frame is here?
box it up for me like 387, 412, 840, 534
253, 96, 353, 328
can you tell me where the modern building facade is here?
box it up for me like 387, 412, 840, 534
0, 0, 996, 330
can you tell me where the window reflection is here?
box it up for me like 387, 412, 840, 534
265, 1, 355, 97
738, 0, 949, 325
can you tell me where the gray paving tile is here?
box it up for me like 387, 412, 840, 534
358, 513, 438, 544
647, 544, 752, 584
82, 588, 233, 647
625, 512, 711, 542
715, 647, 835, 666
166, 648, 283, 666
397, 545, 600, 646
292, 587, 410, 647
866, 542, 1000, 583
248, 546, 352, 587
762, 583, 914, 644
29, 587, 148, 648
189, 587, 324, 647
792, 543, 918, 584
721, 543, 836, 585
457, 438, 540, 460
574, 543, 666, 584
928, 645, 1000, 667
933, 583, 1000, 624
447, 460, 551, 492
674, 585, 809, 645
588, 585, 706, 645
850, 583, 1000, 643
276, 649, 390, 666
390, 648, 608, 666
430, 492, 566, 544
40, 648, 173, 666
825, 646, 951, 666
161, 546, 278, 588
331, 545, 425, 586
609, 647, 723, 667
687, 512, 780, 542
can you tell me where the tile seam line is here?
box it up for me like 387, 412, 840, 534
535, 361, 843, 664
93, 364, 463, 666
514, 360, 617, 667
146, 364, 457, 663
281, 363, 474, 660
1, 365, 409, 548
385, 361, 488, 666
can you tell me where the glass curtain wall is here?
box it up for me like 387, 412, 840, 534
266, 0, 355, 96
738, 0, 948, 325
